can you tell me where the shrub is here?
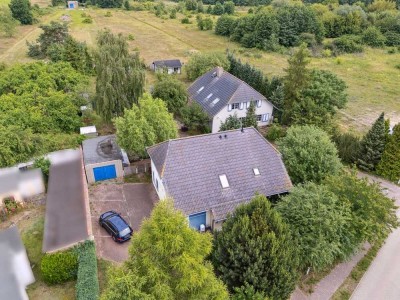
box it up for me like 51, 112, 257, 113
181, 17, 190, 24
332, 35, 364, 53
82, 16, 93, 23
384, 31, 400, 46
265, 123, 286, 142
75, 241, 99, 300
362, 26, 386, 47
333, 132, 361, 164
215, 14, 236, 36
41, 250, 78, 284
104, 11, 112, 17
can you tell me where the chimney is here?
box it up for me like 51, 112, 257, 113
216, 66, 223, 78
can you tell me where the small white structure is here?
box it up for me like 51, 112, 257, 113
151, 59, 182, 74
67, 1, 78, 9
188, 67, 274, 133
82, 135, 128, 184
80, 125, 97, 138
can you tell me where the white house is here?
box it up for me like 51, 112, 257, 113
187, 67, 274, 133
147, 128, 292, 231
151, 59, 182, 74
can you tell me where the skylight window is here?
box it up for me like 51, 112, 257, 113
253, 168, 260, 176
210, 98, 220, 107
197, 86, 204, 93
219, 175, 229, 189
206, 93, 213, 99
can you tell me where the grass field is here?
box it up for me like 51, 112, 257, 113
0, 4, 399, 132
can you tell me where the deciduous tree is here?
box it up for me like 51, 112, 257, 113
9, 0, 33, 25
114, 93, 177, 158
219, 113, 241, 131
102, 200, 229, 300
94, 30, 145, 122
185, 52, 230, 81
0, 6, 19, 37
277, 125, 342, 184
152, 75, 188, 115
211, 194, 299, 300
276, 182, 353, 272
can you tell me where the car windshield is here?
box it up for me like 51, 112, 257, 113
119, 227, 131, 237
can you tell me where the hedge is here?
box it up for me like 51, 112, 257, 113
41, 250, 78, 284
75, 240, 100, 300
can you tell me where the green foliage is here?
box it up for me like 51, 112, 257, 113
276, 183, 353, 272
0, 6, 20, 37
376, 124, 400, 181
291, 69, 348, 129
41, 250, 78, 284
232, 283, 268, 300
0, 125, 35, 167
265, 122, 286, 141
244, 101, 258, 128
33, 156, 50, 181
102, 200, 229, 300
115, 93, 177, 158
94, 30, 145, 122
180, 102, 211, 133
124, 0, 131, 10
185, 0, 197, 10
277, 125, 342, 184
332, 35, 364, 53
9, 0, 33, 25
197, 15, 213, 30
213, 2, 224, 15
223, 1, 235, 14
181, 16, 191, 24
185, 52, 230, 80
152, 75, 188, 115
324, 170, 399, 245
215, 15, 237, 36
219, 113, 242, 131
384, 31, 400, 46
282, 44, 310, 124
96, 0, 123, 8
333, 132, 361, 164
211, 195, 299, 300
357, 112, 387, 171
75, 241, 99, 300
169, 8, 176, 18
362, 26, 387, 47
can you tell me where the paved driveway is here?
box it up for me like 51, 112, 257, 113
351, 173, 400, 300
89, 182, 158, 262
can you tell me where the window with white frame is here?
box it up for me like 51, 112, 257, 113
232, 103, 240, 109
257, 115, 262, 121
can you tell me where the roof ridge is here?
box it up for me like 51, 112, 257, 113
167, 127, 257, 143
160, 140, 171, 178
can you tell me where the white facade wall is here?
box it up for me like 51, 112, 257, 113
211, 99, 274, 133
85, 160, 124, 184
150, 160, 167, 199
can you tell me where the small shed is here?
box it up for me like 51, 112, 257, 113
67, 1, 78, 9
82, 135, 128, 184
80, 125, 98, 138
151, 59, 182, 74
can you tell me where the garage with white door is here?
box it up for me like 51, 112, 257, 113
82, 135, 129, 184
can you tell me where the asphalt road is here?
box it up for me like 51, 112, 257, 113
351, 173, 400, 300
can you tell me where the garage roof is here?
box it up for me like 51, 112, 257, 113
82, 135, 123, 165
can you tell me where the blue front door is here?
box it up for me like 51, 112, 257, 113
189, 212, 206, 230
69, 3, 74, 8
93, 165, 117, 182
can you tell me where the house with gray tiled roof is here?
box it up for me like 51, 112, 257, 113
188, 67, 274, 133
147, 127, 292, 231
151, 59, 182, 74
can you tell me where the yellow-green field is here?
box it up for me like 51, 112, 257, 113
0, 4, 399, 132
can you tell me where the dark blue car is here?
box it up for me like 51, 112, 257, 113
99, 211, 133, 243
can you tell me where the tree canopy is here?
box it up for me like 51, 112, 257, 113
357, 112, 387, 171
9, 0, 32, 25
0, 6, 19, 37
152, 74, 188, 115
114, 93, 177, 158
185, 52, 230, 81
276, 183, 353, 272
101, 200, 229, 300
94, 30, 145, 122
277, 125, 342, 184
211, 194, 299, 300
377, 124, 400, 182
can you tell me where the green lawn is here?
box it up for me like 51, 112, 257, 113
0, 6, 399, 132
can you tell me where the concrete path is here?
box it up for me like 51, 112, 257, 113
290, 244, 370, 300
351, 173, 400, 300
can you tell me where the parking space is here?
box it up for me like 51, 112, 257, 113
89, 182, 158, 262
